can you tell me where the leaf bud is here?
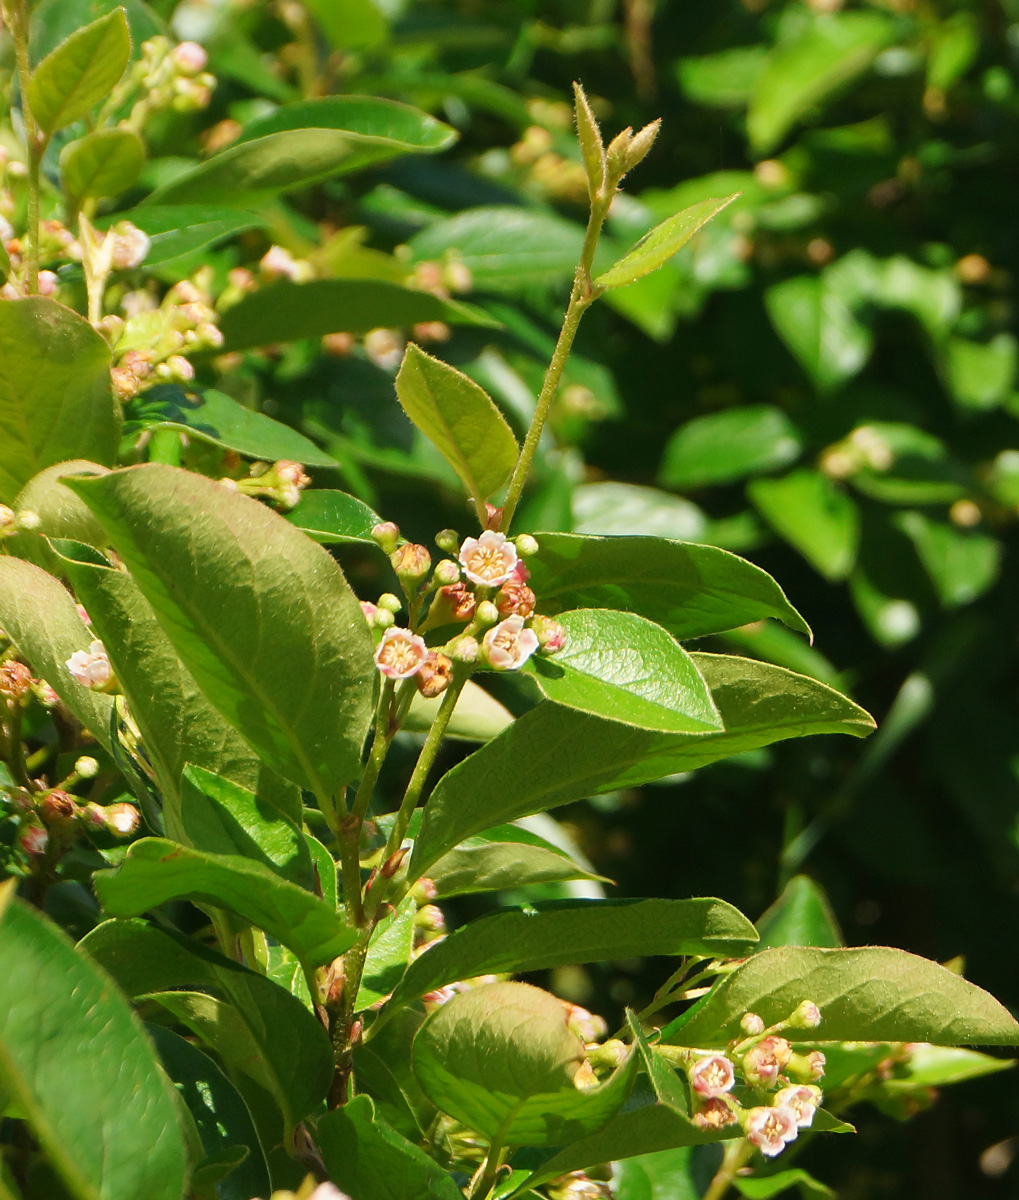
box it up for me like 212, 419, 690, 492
786, 1000, 822, 1030
572, 81, 605, 199
475, 600, 500, 628
435, 528, 460, 554
74, 756, 100, 779
433, 559, 461, 586
514, 533, 540, 557
416, 651, 454, 698
381, 847, 408, 880
741, 1012, 766, 1036
604, 126, 633, 182
390, 543, 432, 582
370, 521, 400, 553
377, 593, 403, 614
622, 119, 661, 173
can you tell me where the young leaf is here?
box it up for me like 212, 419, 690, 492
67, 464, 376, 798
523, 609, 723, 733
525, 533, 811, 641
284, 488, 383, 545
0, 297, 118, 505
395, 344, 519, 504
755, 875, 844, 950
0, 896, 187, 1200
734, 1169, 834, 1199
666, 946, 1019, 1047
60, 128, 145, 200
411, 656, 873, 877
318, 1095, 463, 1200
356, 899, 417, 1010
572, 81, 605, 196
658, 405, 803, 490
382, 898, 757, 1015
595, 195, 738, 289
28, 9, 131, 135
93, 838, 356, 966
412, 981, 636, 1146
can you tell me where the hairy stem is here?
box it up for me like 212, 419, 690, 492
2, 0, 40, 292
702, 1139, 752, 1200
351, 678, 396, 825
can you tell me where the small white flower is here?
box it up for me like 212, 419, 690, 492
110, 221, 151, 270
773, 1085, 822, 1128
481, 614, 539, 671
260, 244, 305, 281
374, 627, 428, 680
65, 640, 112, 689
745, 1105, 799, 1157
37, 270, 58, 296
458, 530, 519, 587
688, 1053, 736, 1099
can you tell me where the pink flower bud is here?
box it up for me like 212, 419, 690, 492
741, 1012, 765, 1036
374, 627, 427, 680
742, 1036, 791, 1088
448, 634, 479, 663
260, 245, 303, 280
80, 803, 108, 832
564, 1003, 607, 1043
688, 1053, 736, 1099
416, 651, 453, 698
363, 328, 403, 371
162, 354, 194, 383
65, 640, 113, 690
37, 270, 58, 296
38, 790, 77, 826
773, 1085, 822, 1128
110, 221, 151, 270
787, 1000, 822, 1030
391, 543, 431, 581
482, 614, 540, 671
433, 559, 460, 586
744, 1105, 799, 1157
459, 530, 519, 587
530, 614, 567, 653
411, 877, 438, 903
693, 1097, 739, 1129
415, 904, 446, 934
787, 1050, 827, 1083
32, 680, 60, 708
172, 40, 208, 75
17, 821, 49, 858
495, 581, 536, 618
360, 601, 378, 624
0, 504, 16, 537
0, 660, 33, 701
106, 802, 140, 836
275, 460, 310, 489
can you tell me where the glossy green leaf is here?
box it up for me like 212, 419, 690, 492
106, 205, 269, 265
893, 510, 1000, 608
665, 946, 1019, 1047
9, 460, 110, 577
658, 406, 802, 490
572, 482, 708, 542
734, 1169, 834, 1199
404, 679, 515, 743
67, 464, 376, 797
748, 12, 897, 154
384, 899, 757, 1015
0, 297, 118, 504
748, 470, 859, 581
765, 275, 872, 390
0, 556, 115, 754
60, 128, 144, 200
284, 488, 382, 544
526, 533, 810, 640
596, 195, 738, 289
395, 344, 518, 502
147, 1026, 271, 1200
126, 385, 337, 466
427, 822, 605, 898
614, 1145, 697, 1200
218, 279, 491, 351
524, 609, 722, 732
93, 838, 356, 966
413, 981, 635, 1146
62, 550, 300, 827
881, 1044, 1013, 1090
318, 1095, 463, 1200
357, 899, 417, 1010
147, 97, 456, 205
28, 9, 130, 135
0, 896, 187, 1200
82, 917, 333, 1140
410, 655, 873, 877
755, 875, 843, 950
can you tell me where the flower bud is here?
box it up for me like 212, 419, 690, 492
106, 802, 141, 836
786, 1050, 826, 1083
17, 820, 49, 858
743, 1105, 799, 1157
495, 582, 536, 619
741, 1012, 766, 1036
433, 559, 460, 586
0, 504, 16, 537
79, 802, 107, 831
431, 583, 475, 625
482, 614, 540, 670
364, 328, 403, 371
459, 530, 519, 587
435, 528, 459, 554
377, 593, 402, 614
514, 533, 540, 557
0, 660, 33, 701
38, 789, 78, 826
37, 270, 58, 296
65, 640, 114, 690
475, 600, 500, 628
688, 1053, 736, 1099
448, 634, 479, 663
374, 627, 428, 680
530, 614, 567, 654
390, 543, 431, 582
415, 904, 446, 934
742, 1036, 792, 1089
359, 601, 378, 625
74, 756, 100, 779
416, 651, 453, 698
110, 221, 151, 270
4, 787, 34, 814
585, 1038, 627, 1071
565, 1003, 607, 1043
787, 1000, 822, 1030
275, 460, 310, 490
373, 608, 395, 631
410, 877, 438, 903
172, 40, 208, 75
693, 1097, 739, 1129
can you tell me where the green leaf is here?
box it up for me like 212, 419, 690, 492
384, 899, 758, 1015
0, 239, 10, 283
893, 510, 1000, 608
526, 533, 810, 640
881, 1044, 1013, 1090
67, 464, 376, 797
678, 46, 769, 108
0, 556, 115, 754
82, 918, 333, 1138
146, 97, 456, 205
395, 344, 518, 503
28, 9, 130, 135
658, 406, 802, 490
944, 333, 1017, 410
524, 610, 722, 732
105, 205, 269, 265
755, 875, 844, 950
126, 385, 337, 467
747, 12, 897, 154
748, 470, 860, 581
846, 422, 966, 506
410, 655, 873, 877
61, 550, 299, 831
9, 460, 110, 577
412, 981, 636, 1146
573, 482, 708, 542
284, 488, 382, 544
357, 899, 417, 1010
305, 0, 387, 49
218, 279, 492, 351
0, 896, 187, 1200
615, 1146, 697, 1200
765, 275, 872, 390
665, 946, 1019, 1047
93, 838, 356, 966
0, 297, 118, 505
147, 1025, 271, 1200
595, 196, 739, 290
179, 765, 312, 888
318, 1095, 463, 1200
428, 822, 606, 898
60, 128, 144, 199
404, 679, 515, 743
734, 1168, 834, 1199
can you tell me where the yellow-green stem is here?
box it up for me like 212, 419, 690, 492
2, 0, 40, 292
351, 678, 396, 825
702, 1139, 752, 1200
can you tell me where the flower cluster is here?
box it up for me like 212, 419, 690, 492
218, 460, 311, 510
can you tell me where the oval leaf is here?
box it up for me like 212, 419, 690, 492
0, 894, 187, 1200
595, 195, 739, 289
28, 8, 131, 135
658, 405, 803, 490
284, 488, 383, 545
396, 344, 518, 503
524, 609, 722, 732
755, 875, 844, 950
66, 464, 376, 797
105, 205, 269, 265
60, 127, 145, 199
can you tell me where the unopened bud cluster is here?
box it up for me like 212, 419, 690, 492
217, 460, 311, 510
124, 37, 216, 125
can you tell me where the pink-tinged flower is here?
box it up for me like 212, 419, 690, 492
742, 1035, 792, 1088
745, 1105, 799, 1157
106, 802, 140, 836
774, 1085, 822, 1128
482, 615, 539, 671
511, 558, 531, 584
530, 614, 567, 654
65, 640, 113, 689
17, 822, 49, 858
374, 627, 428, 680
787, 1049, 827, 1083
688, 1053, 736, 1099
416, 652, 453, 698
459, 530, 519, 587
110, 221, 151, 270
564, 1003, 607, 1044
275, 460, 310, 489
172, 40, 208, 75
788, 999, 822, 1029
0, 660, 33, 701
693, 1097, 738, 1129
